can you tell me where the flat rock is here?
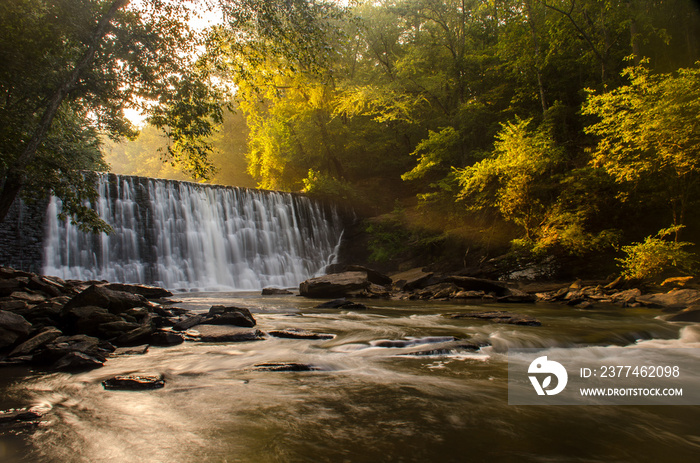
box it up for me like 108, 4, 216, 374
636, 289, 700, 309
396, 340, 482, 356
447, 310, 541, 326
103, 283, 173, 299
149, 330, 184, 346
103, 374, 165, 390
268, 329, 335, 340
252, 362, 321, 372
261, 287, 293, 295
114, 324, 155, 347
391, 268, 434, 291
51, 351, 104, 371
299, 271, 371, 298
344, 265, 393, 286
111, 344, 150, 356
206, 306, 256, 327
187, 325, 265, 343
9, 326, 62, 357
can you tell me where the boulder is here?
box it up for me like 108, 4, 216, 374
114, 324, 156, 347
390, 268, 434, 291
344, 265, 393, 286
497, 288, 536, 303
453, 290, 485, 299
111, 344, 149, 356
27, 276, 65, 297
206, 306, 256, 327
447, 310, 541, 326
9, 291, 47, 304
610, 288, 642, 306
268, 329, 335, 340
0, 299, 28, 311
261, 287, 293, 295
187, 325, 265, 343
299, 271, 371, 298
636, 289, 700, 309
667, 306, 700, 322
63, 284, 150, 314
416, 283, 461, 299
172, 314, 208, 331
103, 283, 173, 299
0, 279, 24, 297
62, 305, 123, 336
0, 310, 32, 349
9, 327, 62, 357
103, 374, 165, 390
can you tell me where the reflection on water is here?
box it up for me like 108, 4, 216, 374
1, 294, 699, 462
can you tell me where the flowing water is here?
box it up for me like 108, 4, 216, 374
1, 295, 699, 463
41, 174, 344, 291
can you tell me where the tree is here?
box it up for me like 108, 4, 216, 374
583, 60, 700, 240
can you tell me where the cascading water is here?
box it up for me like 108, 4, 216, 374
42, 173, 344, 290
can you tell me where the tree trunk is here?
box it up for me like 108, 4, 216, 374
0, 0, 130, 223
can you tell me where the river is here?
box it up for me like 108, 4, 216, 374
1, 294, 699, 462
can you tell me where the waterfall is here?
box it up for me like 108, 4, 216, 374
42, 173, 344, 291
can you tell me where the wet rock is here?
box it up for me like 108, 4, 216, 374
442, 276, 513, 297
610, 288, 642, 306
416, 283, 461, 300
9, 327, 62, 357
62, 305, 123, 336
36, 334, 114, 367
396, 340, 482, 356
453, 290, 485, 299
447, 310, 541, 326
149, 330, 184, 346
51, 351, 104, 371
102, 283, 173, 299
0, 279, 23, 297
391, 268, 434, 291
103, 374, 165, 390
206, 306, 256, 327
496, 288, 536, 303
187, 325, 265, 343
636, 289, 700, 309
299, 271, 371, 298
371, 336, 457, 348
98, 320, 141, 337
126, 307, 150, 320
27, 276, 65, 297
252, 362, 321, 372
172, 314, 208, 331
268, 329, 335, 340
262, 287, 293, 295
666, 306, 700, 322
9, 291, 47, 304
64, 284, 150, 314
0, 310, 32, 348
114, 324, 156, 347
0, 407, 45, 428
0, 299, 28, 311
111, 344, 149, 356
315, 299, 369, 310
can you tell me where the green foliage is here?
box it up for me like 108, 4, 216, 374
617, 227, 696, 279
366, 221, 412, 263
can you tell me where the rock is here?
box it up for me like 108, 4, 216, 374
103, 283, 173, 299
206, 306, 256, 327
453, 290, 485, 299
417, 283, 461, 299
0, 407, 45, 428
299, 271, 371, 298
62, 305, 123, 336
9, 327, 62, 357
51, 351, 104, 371
636, 289, 700, 309
442, 276, 513, 297
0, 310, 33, 349
315, 299, 369, 310
496, 288, 536, 303
396, 340, 481, 356
172, 314, 208, 331
261, 287, 293, 295
667, 306, 700, 322
187, 325, 265, 343
268, 329, 335, 340
36, 334, 115, 366
9, 291, 47, 304
27, 276, 65, 297
0, 299, 28, 311
98, 320, 141, 337
0, 268, 32, 279
111, 344, 149, 356
610, 288, 642, 306
390, 268, 434, 291
344, 265, 393, 286
661, 276, 695, 287
447, 311, 541, 326
114, 324, 155, 347
252, 362, 320, 372
574, 301, 595, 310
103, 374, 165, 390
0, 279, 24, 297
64, 284, 150, 314
149, 330, 184, 346
126, 307, 150, 319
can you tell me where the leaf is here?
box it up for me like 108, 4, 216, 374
542, 375, 552, 389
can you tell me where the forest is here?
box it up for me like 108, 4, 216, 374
3, 0, 700, 280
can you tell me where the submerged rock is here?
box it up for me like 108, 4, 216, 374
315, 299, 369, 310
111, 344, 149, 356
261, 287, 293, 295
103, 374, 165, 390
0, 407, 45, 429
447, 311, 541, 326
268, 329, 335, 340
187, 325, 265, 343
252, 362, 321, 372
396, 340, 482, 356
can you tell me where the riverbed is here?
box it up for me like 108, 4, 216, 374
1, 294, 699, 462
